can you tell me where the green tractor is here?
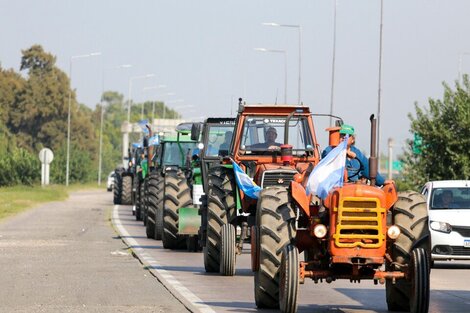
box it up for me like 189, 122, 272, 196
144, 123, 201, 250
113, 143, 140, 206
188, 118, 236, 256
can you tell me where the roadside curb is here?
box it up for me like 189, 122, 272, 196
111, 205, 216, 313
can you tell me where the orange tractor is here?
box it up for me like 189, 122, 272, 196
201, 102, 321, 275
252, 115, 430, 313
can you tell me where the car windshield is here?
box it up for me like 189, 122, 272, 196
430, 187, 470, 209
162, 142, 197, 166
239, 116, 313, 154
204, 125, 234, 157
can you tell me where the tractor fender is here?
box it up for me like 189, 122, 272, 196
290, 181, 311, 217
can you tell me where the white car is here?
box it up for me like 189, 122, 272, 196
107, 171, 115, 192
421, 180, 470, 263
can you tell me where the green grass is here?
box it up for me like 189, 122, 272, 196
0, 182, 105, 221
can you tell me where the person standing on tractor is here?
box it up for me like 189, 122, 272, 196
322, 124, 385, 186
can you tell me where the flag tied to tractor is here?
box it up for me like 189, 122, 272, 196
306, 135, 348, 199
232, 161, 261, 199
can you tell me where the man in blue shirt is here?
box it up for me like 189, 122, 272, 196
321, 124, 385, 186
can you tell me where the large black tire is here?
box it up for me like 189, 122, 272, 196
162, 171, 191, 249
141, 180, 147, 225
135, 180, 142, 221
146, 172, 164, 240
204, 166, 236, 273
279, 244, 299, 313
220, 223, 236, 276
386, 191, 430, 312
121, 175, 132, 205
254, 186, 296, 309
113, 172, 122, 205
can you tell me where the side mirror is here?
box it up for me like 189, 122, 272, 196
191, 123, 202, 141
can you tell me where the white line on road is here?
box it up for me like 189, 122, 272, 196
112, 205, 216, 313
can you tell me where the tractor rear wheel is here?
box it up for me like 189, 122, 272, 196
386, 191, 430, 313
113, 172, 122, 205
141, 180, 147, 226
135, 180, 143, 221
279, 244, 299, 313
162, 171, 191, 249
254, 186, 296, 309
121, 175, 132, 205
220, 223, 236, 276
204, 166, 236, 273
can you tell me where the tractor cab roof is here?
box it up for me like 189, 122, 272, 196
239, 104, 311, 115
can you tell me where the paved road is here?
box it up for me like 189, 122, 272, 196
114, 202, 470, 313
0, 190, 189, 313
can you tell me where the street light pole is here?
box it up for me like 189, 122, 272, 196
98, 64, 132, 186
262, 22, 302, 105
329, 0, 338, 126
142, 85, 167, 121
66, 52, 101, 186
254, 48, 288, 104
377, 0, 384, 162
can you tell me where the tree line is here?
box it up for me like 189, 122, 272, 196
0, 45, 180, 186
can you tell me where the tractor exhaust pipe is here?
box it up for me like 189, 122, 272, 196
369, 114, 377, 186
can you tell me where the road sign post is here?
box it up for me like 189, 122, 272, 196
39, 148, 54, 186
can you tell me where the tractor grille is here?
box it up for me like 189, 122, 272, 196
261, 170, 297, 188
334, 198, 386, 248
452, 226, 470, 238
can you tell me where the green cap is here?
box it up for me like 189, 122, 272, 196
339, 124, 355, 135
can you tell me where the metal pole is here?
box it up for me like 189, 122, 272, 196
283, 51, 287, 104
152, 101, 155, 121
388, 138, 394, 180
377, 0, 384, 164
66, 58, 72, 186
329, 0, 338, 126
298, 26, 302, 105
98, 62, 105, 186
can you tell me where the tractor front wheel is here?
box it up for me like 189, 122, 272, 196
279, 244, 299, 313
386, 191, 430, 313
113, 172, 122, 205
204, 166, 236, 273
254, 186, 296, 309
220, 223, 236, 276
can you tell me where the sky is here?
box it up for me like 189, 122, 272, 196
1, 0, 469, 159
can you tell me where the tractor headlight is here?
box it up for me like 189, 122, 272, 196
430, 221, 452, 233
387, 225, 401, 239
313, 224, 327, 238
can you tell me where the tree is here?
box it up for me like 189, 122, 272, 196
399, 76, 470, 189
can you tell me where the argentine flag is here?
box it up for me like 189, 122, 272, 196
148, 135, 159, 146
232, 161, 261, 199
306, 135, 348, 199
138, 119, 149, 134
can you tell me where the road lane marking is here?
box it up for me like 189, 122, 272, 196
112, 205, 216, 313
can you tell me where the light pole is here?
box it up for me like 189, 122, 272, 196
458, 52, 470, 83
254, 48, 288, 104
66, 52, 101, 186
262, 22, 302, 105
142, 84, 167, 121
98, 64, 132, 186
329, 0, 338, 126
165, 99, 185, 119
377, 0, 384, 162
122, 74, 155, 166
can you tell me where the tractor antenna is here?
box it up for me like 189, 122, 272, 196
369, 114, 377, 186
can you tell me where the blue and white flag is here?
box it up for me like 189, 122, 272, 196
138, 119, 149, 134
232, 161, 261, 199
148, 135, 159, 146
306, 135, 348, 199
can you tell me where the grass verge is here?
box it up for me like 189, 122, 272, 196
0, 183, 105, 221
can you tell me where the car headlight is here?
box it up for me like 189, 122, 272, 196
430, 221, 452, 233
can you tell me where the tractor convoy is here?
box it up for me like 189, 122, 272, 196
112, 100, 430, 313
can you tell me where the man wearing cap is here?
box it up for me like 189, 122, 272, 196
322, 124, 385, 186
250, 127, 282, 150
